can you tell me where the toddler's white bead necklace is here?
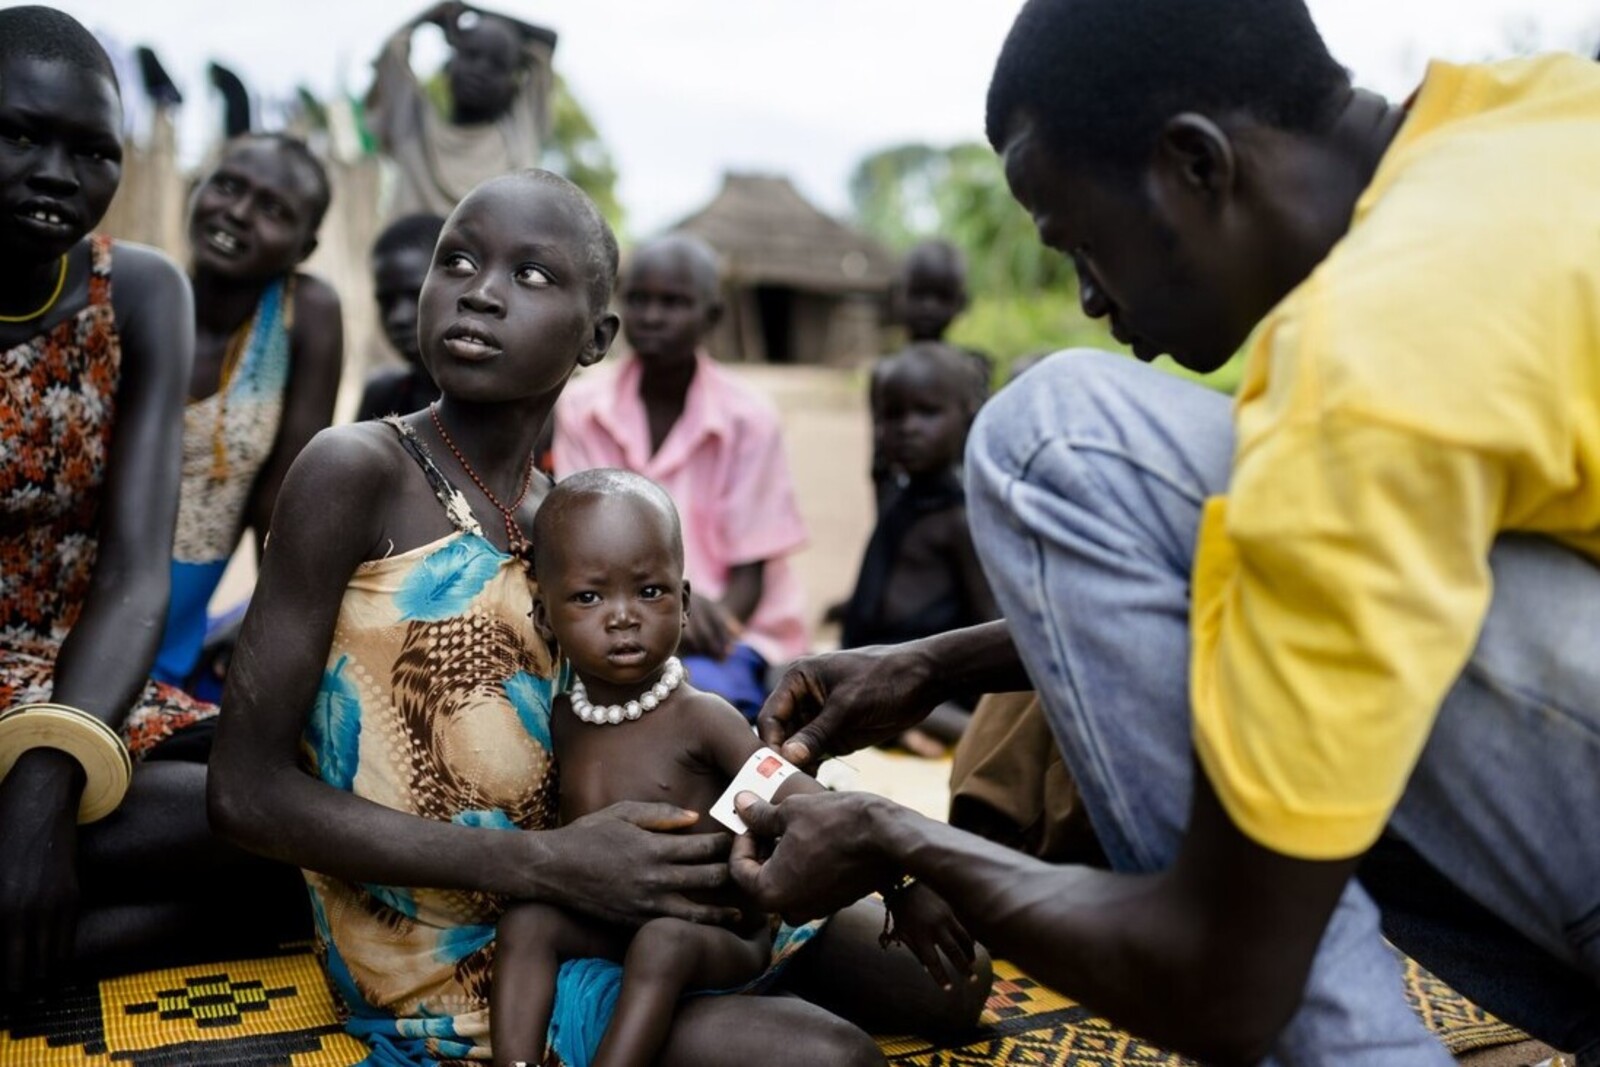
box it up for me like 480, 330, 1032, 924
569, 656, 685, 725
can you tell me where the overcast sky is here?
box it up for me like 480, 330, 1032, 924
51, 0, 1600, 234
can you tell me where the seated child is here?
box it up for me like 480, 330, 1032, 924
843, 343, 999, 755
554, 234, 811, 720
492, 468, 981, 1067
355, 212, 445, 421
153, 132, 344, 699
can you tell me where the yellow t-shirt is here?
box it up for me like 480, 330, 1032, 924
1191, 54, 1600, 861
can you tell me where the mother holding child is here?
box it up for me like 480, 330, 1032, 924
206, 168, 989, 1065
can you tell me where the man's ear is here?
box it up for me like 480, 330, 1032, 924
680, 578, 693, 623
1151, 113, 1237, 207
703, 298, 724, 334
580, 311, 621, 367
298, 234, 320, 265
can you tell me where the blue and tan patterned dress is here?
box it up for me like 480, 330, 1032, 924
298, 420, 561, 1064
303, 420, 824, 1066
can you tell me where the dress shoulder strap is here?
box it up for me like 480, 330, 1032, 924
87, 234, 114, 306
380, 415, 486, 538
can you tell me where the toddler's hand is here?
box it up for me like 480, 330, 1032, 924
884, 881, 977, 991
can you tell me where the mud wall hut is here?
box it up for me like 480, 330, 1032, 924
672, 173, 894, 365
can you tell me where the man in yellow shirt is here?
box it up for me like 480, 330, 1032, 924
729, 0, 1600, 1063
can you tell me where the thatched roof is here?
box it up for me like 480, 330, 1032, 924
672, 173, 895, 294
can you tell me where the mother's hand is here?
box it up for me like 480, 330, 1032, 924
541, 801, 741, 928
728, 792, 899, 924
757, 645, 941, 769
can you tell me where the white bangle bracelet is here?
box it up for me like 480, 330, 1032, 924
0, 703, 134, 823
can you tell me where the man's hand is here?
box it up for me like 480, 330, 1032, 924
0, 751, 84, 995
886, 882, 978, 991
541, 802, 741, 928
728, 792, 898, 923
757, 645, 940, 768
679, 594, 739, 660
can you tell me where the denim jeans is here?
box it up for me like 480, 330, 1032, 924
965, 349, 1600, 1065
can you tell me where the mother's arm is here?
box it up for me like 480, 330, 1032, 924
208, 430, 737, 927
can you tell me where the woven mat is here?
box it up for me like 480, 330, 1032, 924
0, 948, 1534, 1066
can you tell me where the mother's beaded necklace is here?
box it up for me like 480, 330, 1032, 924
570, 657, 685, 725
429, 402, 536, 557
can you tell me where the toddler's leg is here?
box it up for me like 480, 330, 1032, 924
492, 902, 629, 1067
592, 917, 770, 1067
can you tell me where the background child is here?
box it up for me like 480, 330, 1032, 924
492, 468, 983, 1067
843, 343, 999, 755
152, 133, 344, 699
554, 233, 810, 720
368, 1, 559, 218
355, 212, 444, 421
870, 241, 992, 507
893, 239, 969, 345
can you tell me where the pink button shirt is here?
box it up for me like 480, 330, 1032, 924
553, 354, 810, 664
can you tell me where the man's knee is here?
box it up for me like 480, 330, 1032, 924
966, 348, 1147, 521
969, 350, 1116, 464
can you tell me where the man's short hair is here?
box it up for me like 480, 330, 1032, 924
985, 0, 1350, 176
0, 6, 119, 94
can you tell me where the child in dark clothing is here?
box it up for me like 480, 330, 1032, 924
870, 241, 991, 512
845, 343, 999, 756
355, 212, 445, 421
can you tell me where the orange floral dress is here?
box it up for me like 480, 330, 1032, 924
0, 235, 215, 754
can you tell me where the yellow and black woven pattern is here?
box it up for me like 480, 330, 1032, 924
0, 947, 367, 1066
879, 958, 1532, 1066
0, 952, 1531, 1066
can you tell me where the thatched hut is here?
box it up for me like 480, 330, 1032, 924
671, 173, 894, 365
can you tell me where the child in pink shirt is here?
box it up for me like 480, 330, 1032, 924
554, 234, 808, 716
